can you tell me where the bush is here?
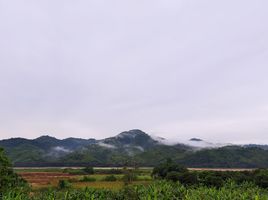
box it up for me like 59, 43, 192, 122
103, 175, 117, 182
165, 170, 198, 185
80, 176, 96, 182
58, 180, 71, 189
152, 158, 188, 179
83, 166, 94, 175
202, 174, 224, 188
178, 171, 198, 185
254, 170, 268, 188
166, 171, 181, 182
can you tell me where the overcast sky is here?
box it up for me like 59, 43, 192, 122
0, 0, 268, 143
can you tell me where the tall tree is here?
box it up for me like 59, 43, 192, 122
0, 148, 27, 194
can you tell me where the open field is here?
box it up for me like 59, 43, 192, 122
19, 172, 76, 189
16, 167, 255, 190
18, 169, 152, 190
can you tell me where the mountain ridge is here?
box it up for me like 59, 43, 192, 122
1, 130, 268, 168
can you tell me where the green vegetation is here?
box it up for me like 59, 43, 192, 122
96, 168, 123, 174
122, 169, 138, 185
181, 146, 268, 168
79, 176, 97, 182
62, 167, 95, 175
3, 131, 268, 168
83, 166, 94, 174
0, 148, 28, 194
2, 181, 268, 199
152, 159, 268, 189
152, 158, 187, 179
103, 175, 117, 182
3, 146, 268, 199
58, 180, 72, 189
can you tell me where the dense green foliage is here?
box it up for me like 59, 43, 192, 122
0, 148, 28, 194
152, 159, 268, 189
79, 176, 97, 182
181, 146, 268, 168
152, 158, 187, 179
2, 181, 268, 200
103, 175, 117, 182
83, 166, 94, 174
58, 180, 72, 189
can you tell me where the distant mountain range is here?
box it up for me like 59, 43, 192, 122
1, 129, 268, 168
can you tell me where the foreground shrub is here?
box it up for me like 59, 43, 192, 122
58, 180, 72, 189
103, 175, 117, 182
4, 181, 268, 200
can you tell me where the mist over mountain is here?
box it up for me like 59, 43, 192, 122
1, 129, 268, 168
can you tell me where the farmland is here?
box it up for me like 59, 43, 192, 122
15, 167, 255, 190
2, 151, 268, 200
14, 167, 152, 191
1, 164, 268, 199
17, 171, 151, 190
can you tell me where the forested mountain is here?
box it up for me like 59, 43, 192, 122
1, 130, 268, 168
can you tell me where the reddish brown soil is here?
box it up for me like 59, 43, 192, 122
19, 172, 76, 186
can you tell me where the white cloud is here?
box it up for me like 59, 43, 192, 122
98, 142, 117, 149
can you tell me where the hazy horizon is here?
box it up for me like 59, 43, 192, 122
1, 129, 267, 145
0, 0, 268, 144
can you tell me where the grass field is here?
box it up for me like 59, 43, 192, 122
17, 168, 152, 190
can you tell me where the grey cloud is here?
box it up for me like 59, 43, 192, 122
0, 0, 268, 143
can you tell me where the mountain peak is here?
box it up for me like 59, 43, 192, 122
35, 135, 58, 141
98, 129, 158, 150
116, 129, 148, 138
